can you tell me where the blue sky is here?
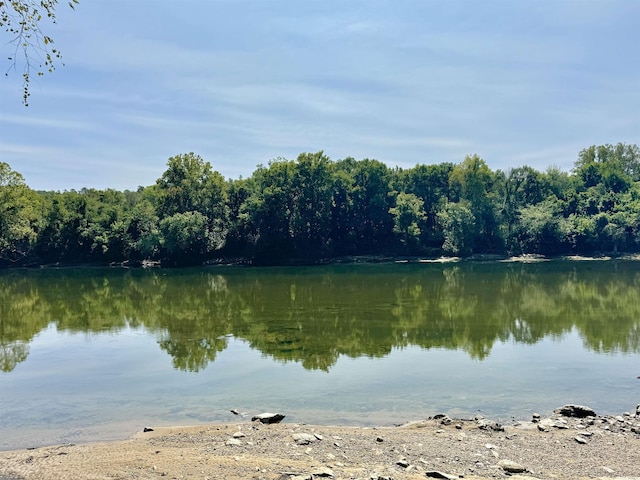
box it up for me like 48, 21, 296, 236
1, 0, 638, 191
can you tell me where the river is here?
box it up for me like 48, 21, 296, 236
1, 259, 639, 449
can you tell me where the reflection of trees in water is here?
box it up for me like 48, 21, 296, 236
1, 342, 29, 372
0, 272, 48, 372
0, 262, 639, 372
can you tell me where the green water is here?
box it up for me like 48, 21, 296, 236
1, 260, 639, 449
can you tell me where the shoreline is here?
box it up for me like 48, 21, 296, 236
5, 252, 640, 270
1, 406, 639, 480
3, 398, 638, 453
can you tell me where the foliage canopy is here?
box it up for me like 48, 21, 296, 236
1, 143, 639, 267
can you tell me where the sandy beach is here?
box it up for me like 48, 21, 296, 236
1, 407, 639, 480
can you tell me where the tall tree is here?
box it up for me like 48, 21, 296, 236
126, 198, 161, 260
160, 211, 212, 264
241, 158, 297, 262
155, 153, 228, 255
575, 143, 640, 182
329, 160, 357, 256
499, 165, 545, 251
0, 162, 42, 263
449, 154, 501, 252
389, 192, 426, 253
350, 159, 394, 253
516, 200, 569, 255
401, 162, 454, 247
289, 151, 334, 258
223, 178, 252, 256
436, 200, 476, 256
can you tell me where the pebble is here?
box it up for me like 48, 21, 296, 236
425, 471, 457, 479
293, 433, 317, 445
311, 467, 334, 477
498, 459, 527, 473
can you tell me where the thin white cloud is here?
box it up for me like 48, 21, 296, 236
0, 114, 94, 131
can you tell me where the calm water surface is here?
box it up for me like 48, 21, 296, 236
1, 261, 639, 449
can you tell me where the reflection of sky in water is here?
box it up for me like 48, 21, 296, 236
1, 323, 638, 450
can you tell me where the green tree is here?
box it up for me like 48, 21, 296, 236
1, 0, 79, 105
575, 143, 640, 182
36, 190, 83, 262
289, 151, 334, 258
328, 160, 357, 255
77, 188, 129, 261
126, 198, 161, 260
541, 166, 574, 203
400, 162, 454, 248
350, 159, 394, 253
241, 158, 297, 262
155, 153, 228, 255
222, 177, 252, 256
0, 162, 42, 263
160, 211, 211, 263
389, 192, 426, 253
516, 200, 569, 254
449, 154, 501, 252
437, 200, 476, 256
499, 166, 545, 251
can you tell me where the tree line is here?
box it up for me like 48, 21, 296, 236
1, 142, 639, 267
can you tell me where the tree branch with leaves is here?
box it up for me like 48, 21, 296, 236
1, 0, 78, 105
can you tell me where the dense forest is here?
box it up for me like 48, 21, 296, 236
1, 143, 639, 267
